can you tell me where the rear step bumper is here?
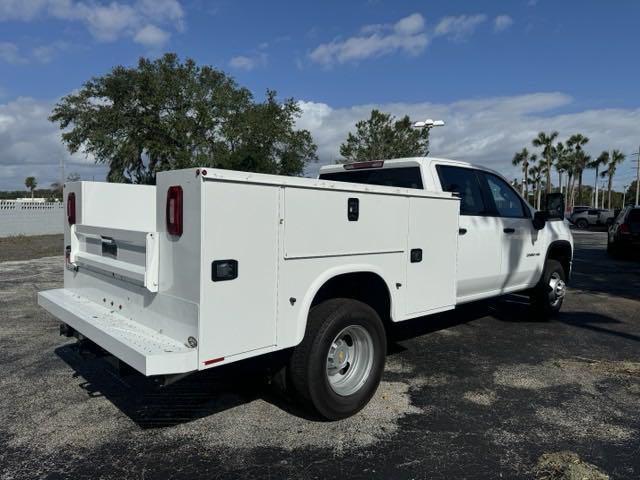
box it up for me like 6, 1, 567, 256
38, 289, 198, 376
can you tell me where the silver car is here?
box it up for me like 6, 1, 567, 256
570, 208, 614, 229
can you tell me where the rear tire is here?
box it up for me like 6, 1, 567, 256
530, 259, 566, 319
288, 298, 386, 420
575, 219, 588, 229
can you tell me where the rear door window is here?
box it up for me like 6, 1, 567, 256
436, 165, 488, 216
628, 209, 640, 223
319, 167, 423, 189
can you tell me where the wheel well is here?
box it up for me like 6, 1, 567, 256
311, 272, 392, 325
547, 241, 572, 281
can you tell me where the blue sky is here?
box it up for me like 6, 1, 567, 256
1, 0, 639, 190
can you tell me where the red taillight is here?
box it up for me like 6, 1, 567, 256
344, 160, 385, 170
166, 186, 183, 236
67, 192, 76, 225
619, 223, 630, 234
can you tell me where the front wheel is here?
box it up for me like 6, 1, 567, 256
288, 298, 386, 420
530, 259, 566, 318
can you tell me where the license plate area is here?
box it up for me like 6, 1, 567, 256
101, 236, 118, 259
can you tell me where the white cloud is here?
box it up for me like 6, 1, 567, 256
0, 0, 184, 45
434, 14, 488, 41
309, 13, 429, 66
494, 15, 514, 32
2, 92, 637, 191
134, 24, 170, 48
0, 97, 106, 190
0, 42, 26, 64
31, 41, 69, 63
297, 93, 640, 189
0, 41, 70, 64
229, 52, 268, 71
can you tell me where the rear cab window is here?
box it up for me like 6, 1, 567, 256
319, 166, 424, 189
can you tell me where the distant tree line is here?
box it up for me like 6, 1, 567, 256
512, 132, 627, 210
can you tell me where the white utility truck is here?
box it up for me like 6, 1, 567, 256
38, 157, 573, 419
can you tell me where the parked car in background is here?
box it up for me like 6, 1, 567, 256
607, 206, 640, 256
571, 205, 590, 215
570, 208, 614, 229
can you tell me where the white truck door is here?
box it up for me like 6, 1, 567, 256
434, 165, 502, 301
482, 172, 543, 289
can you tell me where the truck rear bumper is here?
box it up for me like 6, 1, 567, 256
38, 289, 198, 376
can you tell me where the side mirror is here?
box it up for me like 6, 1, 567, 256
545, 192, 565, 220
533, 211, 547, 230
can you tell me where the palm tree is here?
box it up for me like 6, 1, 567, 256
512, 148, 532, 197
25, 176, 37, 199
566, 134, 590, 205
554, 141, 571, 194
529, 164, 543, 209
588, 152, 609, 208
601, 149, 625, 209
532, 131, 558, 194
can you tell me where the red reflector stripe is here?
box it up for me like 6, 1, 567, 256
203, 357, 224, 365
344, 160, 384, 170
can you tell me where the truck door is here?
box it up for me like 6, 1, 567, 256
481, 172, 542, 290
435, 165, 502, 301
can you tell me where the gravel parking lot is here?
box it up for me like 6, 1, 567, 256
1, 231, 638, 479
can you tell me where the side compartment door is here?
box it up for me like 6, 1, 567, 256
199, 181, 280, 361
481, 172, 543, 290
405, 196, 459, 315
435, 165, 503, 301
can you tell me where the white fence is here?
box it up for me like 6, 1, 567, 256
0, 201, 64, 237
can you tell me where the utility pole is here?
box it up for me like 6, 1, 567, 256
622, 185, 628, 208
633, 145, 640, 206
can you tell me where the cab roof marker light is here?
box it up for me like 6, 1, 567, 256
344, 160, 385, 170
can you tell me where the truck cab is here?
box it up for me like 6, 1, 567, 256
319, 157, 574, 306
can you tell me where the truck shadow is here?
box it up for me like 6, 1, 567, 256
489, 295, 640, 343
54, 343, 316, 428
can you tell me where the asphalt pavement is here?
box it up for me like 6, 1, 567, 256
0, 231, 638, 479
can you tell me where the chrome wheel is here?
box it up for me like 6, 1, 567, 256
548, 272, 566, 307
326, 325, 374, 396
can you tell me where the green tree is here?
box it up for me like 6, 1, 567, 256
512, 147, 533, 197
566, 134, 589, 204
601, 149, 625, 209
49, 54, 317, 183
66, 172, 81, 182
553, 142, 570, 194
625, 180, 638, 206
24, 176, 37, 199
588, 152, 609, 208
339, 109, 430, 162
532, 131, 558, 194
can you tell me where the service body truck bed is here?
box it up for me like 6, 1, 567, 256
40, 167, 458, 375
39, 157, 573, 419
